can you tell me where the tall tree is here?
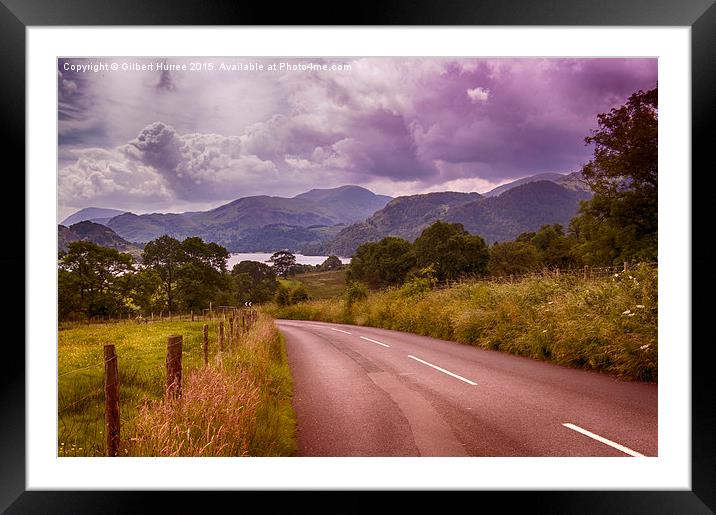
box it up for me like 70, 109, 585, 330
141, 235, 184, 312
231, 260, 279, 304
269, 251, 297, 278
488, 241, 539, 277
346, 237, 415, 287
571, 86, 658, 265
58, 241, 135, 318
413, 221, 489, 281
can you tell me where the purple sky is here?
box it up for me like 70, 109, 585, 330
58, 57, 657, 219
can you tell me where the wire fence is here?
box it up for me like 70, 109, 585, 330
57, 308, 259, 456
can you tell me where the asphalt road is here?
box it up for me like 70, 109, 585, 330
276, 319, 658, 457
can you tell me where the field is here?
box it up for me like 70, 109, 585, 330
280, 269, 347, 299
268, 263, 658, 382
58, 313, 296, 457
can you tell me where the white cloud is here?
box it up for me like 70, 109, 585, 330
466, 86, 490, 103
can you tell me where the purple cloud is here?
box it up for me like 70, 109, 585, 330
58, 57, 657, 216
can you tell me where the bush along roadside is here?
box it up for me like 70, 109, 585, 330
266, 263, 657, 382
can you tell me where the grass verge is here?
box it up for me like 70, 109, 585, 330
267, 263, 657, 382
58, 313, 296, 456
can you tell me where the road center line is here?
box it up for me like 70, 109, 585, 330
407, 355, 477, 385
360, 336, 390, 348
562, 423, 644, 457
329, 327, 352, 334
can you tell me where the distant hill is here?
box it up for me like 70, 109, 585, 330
61, 207, 128, 226
294, 185, 393, 219
484, 171, 591, 197
318, 181, 591, 256
58, 221, 144, 261
319, 191, 483, 256
105, 185, 393, 252
445, 180, 592, 244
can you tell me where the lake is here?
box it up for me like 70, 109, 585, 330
227, 252, 351, 269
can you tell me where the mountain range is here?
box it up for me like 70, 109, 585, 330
58, 221, 144, 261
61, 173, 592, 258
61, 207, 127, 227
315, 180, 591, 256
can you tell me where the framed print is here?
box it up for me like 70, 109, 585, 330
3, 0, 714, 512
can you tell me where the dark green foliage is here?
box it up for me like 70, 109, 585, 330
344, 281, 369, 307
570, 87, 658, 265
346, 236, 415, 287
141, 235, 185, 312
58, 241, 135, 319
413, 221, 489, 281
488, 241, 540, 276
274, 283, 308, 307
289, 284, 309, 304
231, 261, 280, 305
530, 224, 580, 269
269, 251, 297, 278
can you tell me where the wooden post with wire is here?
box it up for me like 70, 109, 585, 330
202, 324, 209, 365
166, 335, 183, 400
219, 321, 225, 352
228, 317, 234, 350
104, 344, 120, 457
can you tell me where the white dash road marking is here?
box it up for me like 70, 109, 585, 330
407, 355, 477, 385
562, 423, 645, 457
359, 336, 390, 348
329, 327, 352, 334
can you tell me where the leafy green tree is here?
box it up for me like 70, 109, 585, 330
571, 86, 658, 265
58, 241, 135, 318
531, 224, 579, 269
488, 241, 540, 276
346, 237, 415, 287
176, 237, 230, 310
413, 221, 489, 281
231, 260, 279, 304
319, 255, 344, 271
269, 251, 297, 278
129, 267, 164, 314
141, 235, 184, 312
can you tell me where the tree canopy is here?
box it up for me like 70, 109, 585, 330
413, 221, 489, 281
571, 86, 658, 265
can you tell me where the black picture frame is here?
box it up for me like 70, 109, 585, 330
2, 1, 713, 512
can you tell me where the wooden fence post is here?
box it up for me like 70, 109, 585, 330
104, 344, 120, 457
191, 310, 194, 322
202, 324, 209, 365
219, 321, 225, 352
166, 335, 182, 399
229, 317, 234, 350
623, 261, 628, 273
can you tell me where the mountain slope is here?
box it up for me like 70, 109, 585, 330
445, 181, 592, 244
105, 185, 393, 251
320, 182, 591, 256
294, 185, 393, 222
58, 221, 144, 261
61, 207, 127, 226
321, 191, 482, 256
484, 171, 591, 197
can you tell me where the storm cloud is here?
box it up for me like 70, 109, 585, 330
58, 57, 657, 217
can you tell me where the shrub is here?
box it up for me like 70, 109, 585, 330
344, 281, 369, 307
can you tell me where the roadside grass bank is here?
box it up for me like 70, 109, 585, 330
58, 313, 296, 456
266, 263, 657, 382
